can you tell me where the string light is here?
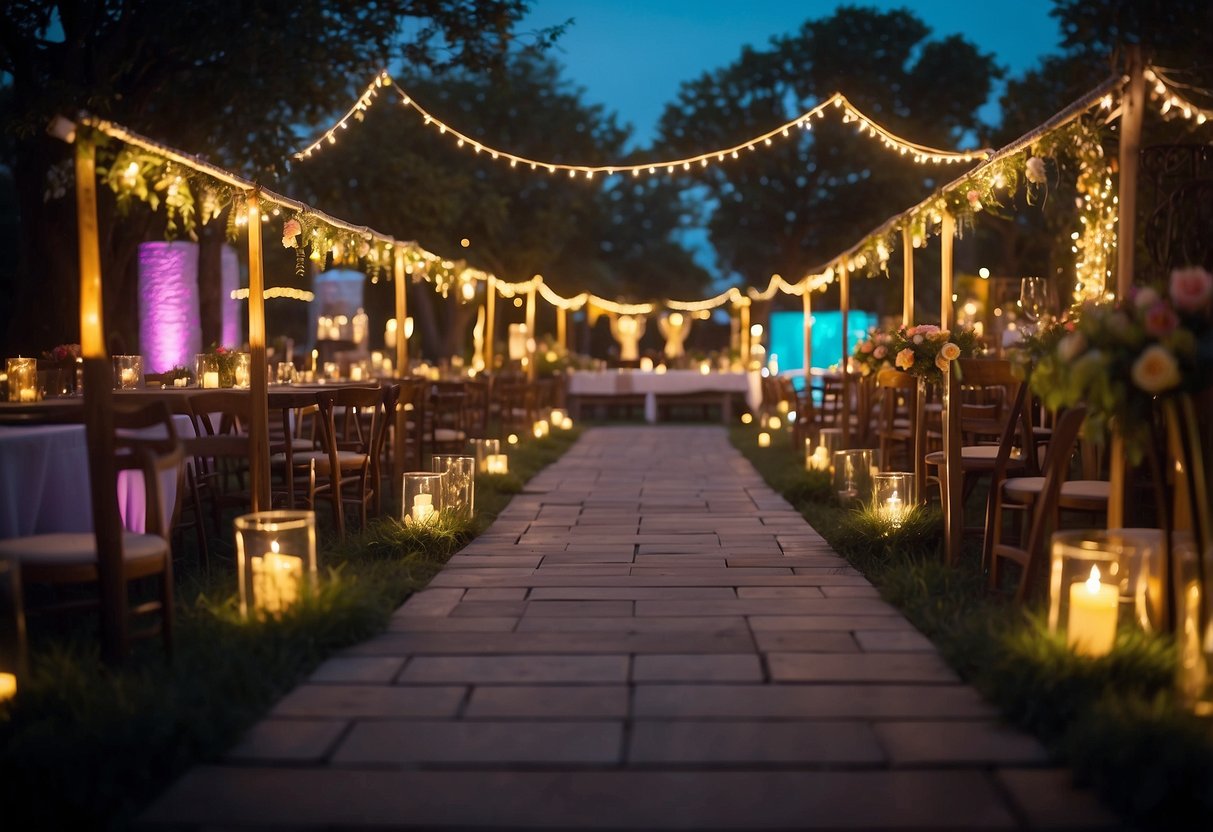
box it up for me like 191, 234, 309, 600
230, 287, 316, 302
1144, 67, 1213, 125
291, 72, 991, 172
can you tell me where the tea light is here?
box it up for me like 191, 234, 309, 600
120, 368, 137, 386
758, 432, 771, 448
18, 387, 36, 402
486, 454, 509, 475
699, 361, 711, 375
402, 472, 445, 525
349, 365, 364, 382
561, 416, 573, 430
411, 493, 435, 524
507, 433, 518, 445
173, 377, 188, 388
0, 672, 14, 703
550, 408, 566, 426
873, 472, 914, 528
741, 413, 753, 425
1068, 565, 1118, 657
533, 419, 549, 439
639, 357, 654, 372
807, 445, 830, 471
768, 416, 782, 430
203, 371, 220, 389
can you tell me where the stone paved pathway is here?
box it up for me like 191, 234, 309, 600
143, 426, 1118, 830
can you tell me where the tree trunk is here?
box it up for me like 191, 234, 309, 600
197, 208, 229, 349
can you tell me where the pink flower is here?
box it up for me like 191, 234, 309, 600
1143, 302, 1179, 338
873, 345, 887, 359
860, 341, 873, 354
281, 218, 301, 249
1130, 344, 1181, 394
895, 348, 915, 370
1132, 286, 1160, 310
1169, 266, 1213, 313
967, 190, 983, 211
940, 342, 961, 361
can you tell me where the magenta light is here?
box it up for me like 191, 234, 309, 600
221, 245, 242, 348
138, 242, 201, 372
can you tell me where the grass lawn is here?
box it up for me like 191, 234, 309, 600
0, 427, 581, 829
732, 423, 1213, 831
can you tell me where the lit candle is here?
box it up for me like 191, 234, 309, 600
385, 319, 397, 349
120, 367, 137, 387
411, 492, 435, 524
550, 408, 566, 426
768, 416, 782, 430
758, 432, 771, 448
486, 454, 509, 474
174, 377, 188, 388
507, 433, 518, 445
741, 413, 753, 425
1068, 565, 1118, 657
234, 365, 249, 388
252, 540, 303, 615
699, 361, 711, 375
808, 446, 830, 472
0, 672, 15, 703
18, 387, 36, 402
203, 371, 220, 389
561, 416, 573, 430
883, 489, 904, 527
311, 349, 319, 372
350, 365, 363, 381
533, 419, 549, 438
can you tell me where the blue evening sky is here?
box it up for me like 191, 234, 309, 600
520, 0, 1063, 147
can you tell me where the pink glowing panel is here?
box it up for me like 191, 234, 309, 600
138, 242, 201, 373
221, 245, 242, 348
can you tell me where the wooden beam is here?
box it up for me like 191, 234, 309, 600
940, 212, 955, 328
1116, 45, 1146, 298
939, 212, 962, 563
901, 225, 914, 326
525, 283, 537, 381
245, 191, 270, 512
557, 307, 567, 353
76, 135, 126, 664
739, 302, 751, 369
485, 276, 496, 373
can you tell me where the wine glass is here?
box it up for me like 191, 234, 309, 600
1019, 277, 1050, 335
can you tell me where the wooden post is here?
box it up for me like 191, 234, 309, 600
393, 248, 408, 375
940, 212, 955, 329
485, 275, 496, 373
901, 225, 914, 326
525, 281, 537, 381
739, 301, 751, 369
839, 261, 849, 448
76, 133, 126, 664
801, 281, 812, 388
1117, 45, 1146, 299
245, 191, 271, 512
939, 212, 963, 563
557, 307, 567, 353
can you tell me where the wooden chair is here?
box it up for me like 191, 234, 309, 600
307, 386, 389, 537
0, 401, 184, 654
429, 388, 471, 455
986, 406, 1104, 600
183, 391, 253, 539
875, 368, 917, 471
267, 389, 323, 510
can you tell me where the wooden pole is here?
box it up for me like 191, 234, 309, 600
485, 275, 496, 373
525, 282, 537, 382
739, 301, 751, 369
76, 133, 126, 664
1116, 45, 1146, 299
839, 261, 851, 447
557, 307, 567, 353
393, 248, 408, 375
245, 191, 271, 512
940, 212, 955, 329
802, 281, 812, 388
902, 225, 914, 326
939, 212, 962, 563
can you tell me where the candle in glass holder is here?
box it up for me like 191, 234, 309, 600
768, 416, 782, 430
350, 365, 364, 382
0, 672, 15, 703
807, 446, 830, 471
173, 377, 188, 388
550, 408, 566, 426
507, 433, 518, 445
883, 488, 904, 527
120, 368, 137, 387
411, 492, 435, 524
203, 371, 220, 389
486, 454, 509, 475
1068, 565, 1118, 656
699, 361, 711, 375
741, 413, 753, 425
533, 419, 549, 438
758, 432, 771, 448
251, 540, 304, 615
561, 416, 573, 430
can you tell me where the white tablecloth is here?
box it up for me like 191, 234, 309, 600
0, 415, 192, 539
568, 370, 761, 423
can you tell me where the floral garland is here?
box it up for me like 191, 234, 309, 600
851, 329, 894, 377
1029, 266, 1213, 461
888, 324, 982, 385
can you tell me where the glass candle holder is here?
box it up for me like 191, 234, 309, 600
276, 362, 296, 384
233, 352, 251, 389
1174, 532, 1213, 715
805, 429, 844, 474
6, 357, 39, 402
833, 448, 878, 507
550, 408, 566, 427
112, 355, 143, 389
873, 472, 914, 528
485, 454, 509, 475
323, 361, 340, 382
196, 354, 220, 388
561, 415, 574, 430
468, 438, 501, 474
402, 472, 445, 525
757, 432, 771, 448
432, 454, 475, 517
767, 416, 782, 430
533, 419, 549, 439
234, 510, 317, 619
1048, 529, 1162, 657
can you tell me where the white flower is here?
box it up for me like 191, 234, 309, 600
1025, 156, 1047, 184
1130, 344, 1181, 394
1133, 287, 1160, 310
1057, 332, 1087, 363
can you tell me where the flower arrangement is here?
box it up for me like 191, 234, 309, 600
851, 329, 894, 377
202, 344, 242, 388
41, 343, 81, 363
1029, 266, 1213, 460
887, 324, 982, 385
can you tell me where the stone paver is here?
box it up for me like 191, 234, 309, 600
143, 426, 1117, 830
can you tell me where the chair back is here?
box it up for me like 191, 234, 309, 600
955, 359, 1034, 465
112, 401, 186, 539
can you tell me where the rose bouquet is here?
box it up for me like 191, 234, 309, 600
887, 324, 982, 385
851, 329, 894, 377
42, 343, 81, 363
1029, 266, 1213, 460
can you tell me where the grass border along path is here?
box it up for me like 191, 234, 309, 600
732, 423, 1212, 831
0, 427, 582, 829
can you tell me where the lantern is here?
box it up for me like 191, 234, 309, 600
234, 510, 317, 619
432, 455, 475, 517
112, 354, 143, 389
402, 472, 445, 525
